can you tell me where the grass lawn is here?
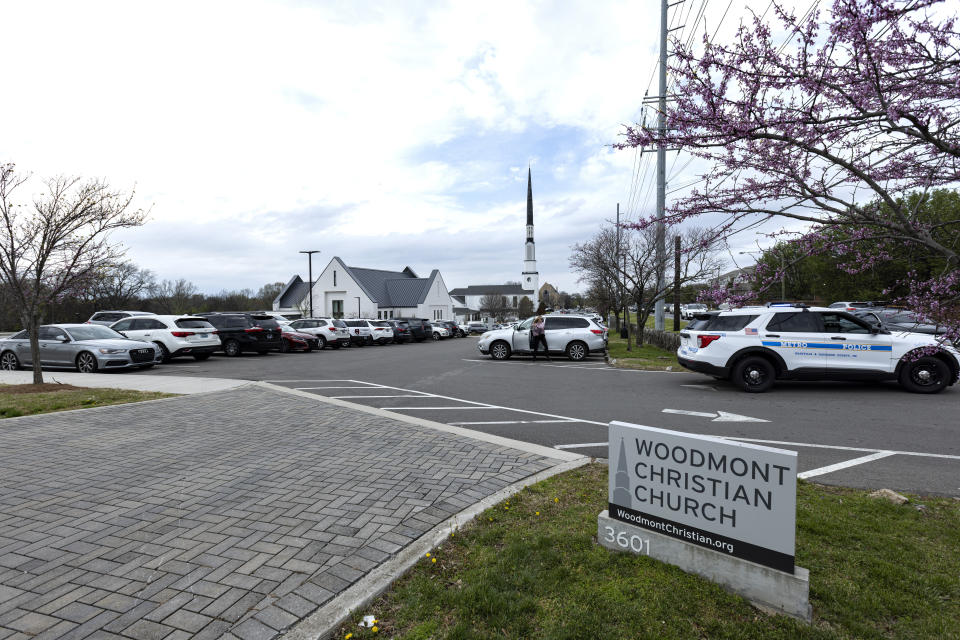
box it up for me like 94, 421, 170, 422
0, 383, 172, 419
338, 464, 960, 640
606, 333, 679, 370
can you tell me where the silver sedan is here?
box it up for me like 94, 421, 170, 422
0, 324, 161, 373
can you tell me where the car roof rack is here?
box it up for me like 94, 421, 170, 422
764, 302, 809, 308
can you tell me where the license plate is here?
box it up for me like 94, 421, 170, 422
199, 333, 208, 338
265, 333, 273, 339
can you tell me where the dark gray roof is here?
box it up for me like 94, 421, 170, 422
448, 285, 534, 296
275, 275, 310, 309
277, 259, 442, 309
453, 306, 475, 314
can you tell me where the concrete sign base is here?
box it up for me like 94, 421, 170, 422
598, 510, 812, 622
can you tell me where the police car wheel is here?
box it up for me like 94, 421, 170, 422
733, 356, 775, 393
899, 356, 949, 394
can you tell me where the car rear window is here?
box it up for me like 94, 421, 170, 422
373, 321, 391, 327
342, 320, 363, 327
333, 320, 347, 328
699, 314, 759, 331
251, 317, 280, 329
176, 319, 215, 329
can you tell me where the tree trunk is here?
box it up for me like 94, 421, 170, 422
26, 316, 43, 385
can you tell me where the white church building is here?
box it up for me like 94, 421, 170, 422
273, 257, 457, 320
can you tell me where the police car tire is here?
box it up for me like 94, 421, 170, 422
732, 356, 775, 393
899, 356, 949, 394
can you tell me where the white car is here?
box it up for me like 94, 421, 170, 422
477, 314, 608, 361
341, 319, 375, 346
432, 325, 450, 340
370, 321, 395, 344
677, 304, 960, 393
287, 318, 351, 349
110, 315, 220, 362
681, 303, 708, 319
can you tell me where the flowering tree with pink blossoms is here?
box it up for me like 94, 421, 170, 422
618, 0, 959, 344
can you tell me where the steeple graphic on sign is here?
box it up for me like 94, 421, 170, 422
522, 166, 539, 305
614, 438, 632, 507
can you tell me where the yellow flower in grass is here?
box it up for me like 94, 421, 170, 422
372, 626, 379, 633
425, 552, 431, 558
535, 511, 540, 516
554, 497, 559, 503
431, 557, 437, 563
345, 634, 353, 639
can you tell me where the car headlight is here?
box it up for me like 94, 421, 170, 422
98, 348, 125, 354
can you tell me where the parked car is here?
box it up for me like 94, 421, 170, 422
385, 319, 412, 343
432, 325, 450, 340
0, 324, 161, 372
467, 322, 489, 335
456, 322, 472, 336
86, 310, 156, 326
110, 315, 220, 362
280, 328, 320, 352
828, 301, 882, 311
341, 319, 374, 346
681, 303, 708, 320
677, 304, 960, 393
287, 318, 351, 349
369, 321, 395, 345
198, 313, 283, 356
477, 315, 607, 361
435, 320, 464, 337
395, 318, 433, 342
853, 309, 949, 336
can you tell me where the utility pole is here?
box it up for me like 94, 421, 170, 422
615, 203, 622, 335
299, 250, 320, 318
673, 234, 681, 331
654, 0, 668, 331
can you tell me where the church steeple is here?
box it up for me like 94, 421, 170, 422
522, 166, 539, 306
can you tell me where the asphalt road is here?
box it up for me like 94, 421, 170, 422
139, 336, 960, 497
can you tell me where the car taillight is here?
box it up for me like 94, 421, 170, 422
211, 330, 218, 334
590, 329, 603, 335
698, 334, 721, 348
171, 331, 195, 337
245, 327, 264, 333
328, 327, 337, 332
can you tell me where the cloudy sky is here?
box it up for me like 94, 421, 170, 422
3, 0, 804, 294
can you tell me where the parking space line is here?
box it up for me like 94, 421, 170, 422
265, 379, 374, 383
330, 395, 428, 399
448, 419, 580, 426
362, 382, 609, 426
798, 451, 897, 479
380, 406, 499, 410
722, 436, 960, 461
294, 385, 387, 389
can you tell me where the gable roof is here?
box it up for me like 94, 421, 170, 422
276, 259, 448, 310
274, 275, 310, 309
448, 285, 534, 296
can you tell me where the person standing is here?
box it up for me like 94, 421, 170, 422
530, 315, 549, 360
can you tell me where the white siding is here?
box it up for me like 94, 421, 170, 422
417, 272, 456, 320
311, 258, 376, 318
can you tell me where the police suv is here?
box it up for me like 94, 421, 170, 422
677, 304, 960, 393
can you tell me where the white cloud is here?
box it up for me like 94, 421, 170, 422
3, 0, 807, 294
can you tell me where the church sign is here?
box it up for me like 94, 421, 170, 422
608, 421, 797, 573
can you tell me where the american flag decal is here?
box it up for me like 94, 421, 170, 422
745, 327, 758, 335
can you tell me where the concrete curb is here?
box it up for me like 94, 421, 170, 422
255, 381, 584, 462
283, 457, 592, 640
0, 370, 250, 395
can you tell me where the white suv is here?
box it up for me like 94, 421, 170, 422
110, 315, 220, 361
477, 314, 608, 361
677, 304, 960, 393
287, 318, 350, 349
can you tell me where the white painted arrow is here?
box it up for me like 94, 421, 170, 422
662, 408, 769, 423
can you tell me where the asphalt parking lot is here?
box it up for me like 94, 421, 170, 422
136, 336, 960, 497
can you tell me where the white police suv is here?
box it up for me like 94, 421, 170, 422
677, 304, 960, 393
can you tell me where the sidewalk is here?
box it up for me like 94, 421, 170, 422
0, 371, 249, 395
0, 379, 586, 640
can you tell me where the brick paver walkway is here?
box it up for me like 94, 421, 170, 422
0, 386, 554, 639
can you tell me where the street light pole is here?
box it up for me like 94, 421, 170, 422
299, 250, 320, 318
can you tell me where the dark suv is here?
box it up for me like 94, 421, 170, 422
396, 318, 432, 342
385, 320, 412, 343
199, 313, 283, 356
